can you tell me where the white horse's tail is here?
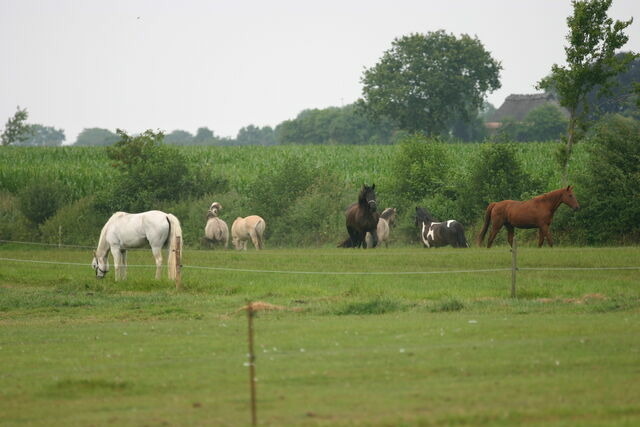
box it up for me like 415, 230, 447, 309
166, 214, 183, 280
254, 218, 266, 249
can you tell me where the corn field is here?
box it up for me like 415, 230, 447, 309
0, 142, 574, 199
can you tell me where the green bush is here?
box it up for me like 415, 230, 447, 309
97, 130, 227, 214
456, 142, 541, 223
273, 172, 348, 246
390, 135, 451, 203
246, 153, 316, 226
40, 196, 105, 246
0, 191, 37, 241
573, 114, 640, 243
17, 178, 71, 224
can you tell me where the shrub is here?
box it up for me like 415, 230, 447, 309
573, 114, 640, 243
245, 153, 316, 225
40, 196, 105, 246
17, 178, 70, 224
457, 142, 541, 223
389, 134, 451, 203
0, 191, 37, 241
97, 130, 227, 213
273, 172, 348, 246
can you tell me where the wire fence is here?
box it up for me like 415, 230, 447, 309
1, 239, 639, 275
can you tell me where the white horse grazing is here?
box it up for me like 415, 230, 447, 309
366, 207, 397, 248
231, 215, 266, 250
92, 210, 183, 281
204, 202, 229, 248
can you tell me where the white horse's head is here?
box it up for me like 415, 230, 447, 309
92, 252, 109, 279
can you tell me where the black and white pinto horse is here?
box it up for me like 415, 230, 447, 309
415, 206, 468, 248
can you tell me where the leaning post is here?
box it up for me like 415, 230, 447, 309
511, 236, 517, 298
174, 236, 182, 291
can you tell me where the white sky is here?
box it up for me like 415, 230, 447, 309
2, 0, 639, 143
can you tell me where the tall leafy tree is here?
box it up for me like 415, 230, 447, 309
74, 128, 119, 146
359, 31, 501, 136
537, 0, 636, 182
236, 125, 276, 146
18, 124, 65, 146
1, 106, 31, 146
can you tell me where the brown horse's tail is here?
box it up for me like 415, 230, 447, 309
338, 237, 354, 248
477, 203, 495, 246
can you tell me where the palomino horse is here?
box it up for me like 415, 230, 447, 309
415, 207, 468, 248
365, 207, 397, 248
478, 186, 580, 248
92, 210, 183, 281
204, 202, 229, 248
231, 215, 266, 250
338, 184, 379, 248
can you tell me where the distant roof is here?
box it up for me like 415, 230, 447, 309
489, 93, 569, 122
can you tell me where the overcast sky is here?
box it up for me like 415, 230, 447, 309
2, 0, 639, 143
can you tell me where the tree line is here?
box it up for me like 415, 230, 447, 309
4, 0, 638, 149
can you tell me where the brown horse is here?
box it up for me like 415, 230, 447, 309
339, 184, 379, 248
478, 186, 580, 248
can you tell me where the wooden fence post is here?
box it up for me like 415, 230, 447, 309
247, 302, 257, 426
175, 236, 182, 291
511, 236, 517, 298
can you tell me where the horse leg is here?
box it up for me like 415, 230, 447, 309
112, 248, 122, 281
505, 225, 515, 248
368, 230, 378, 249
539, 224, 553, 247
152, 247, 163, 279
347, 226, 359, 248
486, 221, 503, 248
249, 230, 260, 250
121, 250, 127, 281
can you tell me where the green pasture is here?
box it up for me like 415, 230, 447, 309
1, 244, 639, 425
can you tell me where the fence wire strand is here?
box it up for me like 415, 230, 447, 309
1, 256, 639, 276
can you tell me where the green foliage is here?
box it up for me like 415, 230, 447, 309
457, 143, 540, 222
17, 177, 71, 224
245, 153, 318, 229
73, 128, 119, 146
40, 197, 105, 245
164, 129, 194, 145
16, 124, 66, 146
1, 106, 31, 146
236, 125, 276, 146
99, 129, 224, 213
494, 104, 568, 142
585, 53, 640, 119
334, 298, 405, 315
273, 172, 347, 246
275, 104, 396, 145
390, 135, 451, 203
360, 31, 501, 136
574, 114, 640, 243
537, 0, 636, 178
0, 191, 35, 241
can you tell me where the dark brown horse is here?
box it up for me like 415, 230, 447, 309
478, 186, 580, 248
338, 184, 379, 248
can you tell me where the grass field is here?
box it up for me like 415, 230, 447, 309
1, 244, 639, 425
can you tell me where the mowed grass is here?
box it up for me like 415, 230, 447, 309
1, 244, 639, 425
